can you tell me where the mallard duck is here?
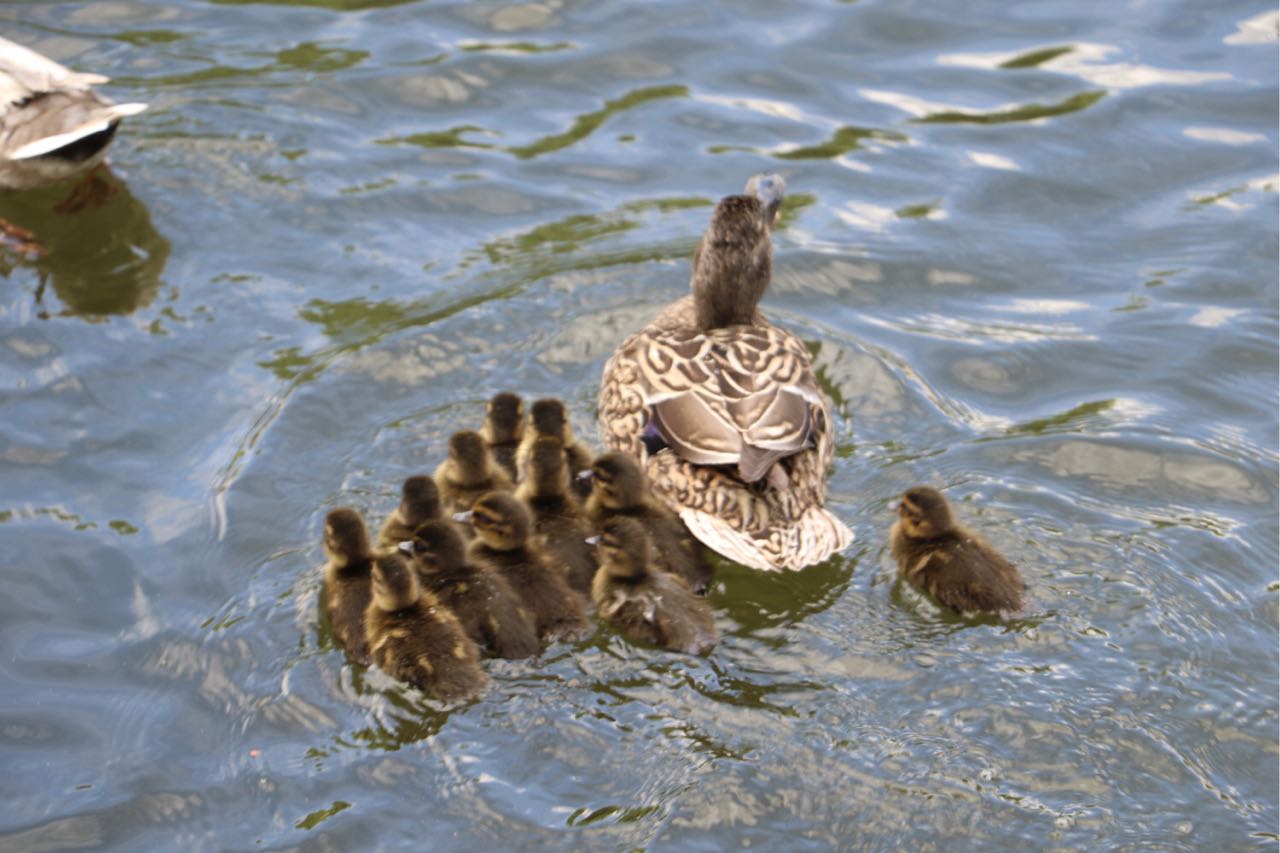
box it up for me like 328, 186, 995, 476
434, 429, 513, 517
584, 451, 712, 594
459, 491, 589, 642
401, 519, 539, 659
0, 36, 147, 190
515, 435, 598, 597
889, 486, 1025, 616
376, 474, 441, 551
321, 507, 375, 665
480, 391, 524, 482
598, 174, 853, 572
515, 398, 594, 490
592, 517, 718, 654
365, 553, 487, 701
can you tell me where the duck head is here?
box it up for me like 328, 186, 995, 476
529, 398, 573, 443
447, 430, 495, 486
525, 435, 570, 499
324, 507, 371, 565
691, 173, 786, 330
484, 392, 525, 445
897, 486, 955, 540
406, 519, 468, 573
589, 452, 648, 511
400, 475, 441, 528
468, 491, 531, 551
372, 553, 419, 611
599, 517, 651, 580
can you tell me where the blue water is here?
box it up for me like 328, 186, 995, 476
0, 0, 1276, 848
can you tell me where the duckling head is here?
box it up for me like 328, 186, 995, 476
409, 519, 467, 573
529, 398, 572, 442
485, 392, 524, 445
372, 553, 420, 612
469, 491, 531, 551
525, 435, 570, 499
324, 507, 371, 564
400, 475, 441, 528
599, 517, 651, 580
691, 176, 784, 330
589, 452, 648, 510
447, 430, 494, 486
897, 486, 955, 540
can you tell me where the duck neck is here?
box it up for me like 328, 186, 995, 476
691, 240, 772, 330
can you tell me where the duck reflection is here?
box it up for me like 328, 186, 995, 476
0, 167, 169, 318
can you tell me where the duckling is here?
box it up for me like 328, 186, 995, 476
376, 474, 441, 551
592, 517, 718, 654
0, 36, 147, 190
480, 391, 524, 481
889, 486, 1025, 617
434, 429, 513, 517
461, 491, 589, 642
515, 435, 599, 597
598, 174, 853, 571
515, 398, 594, 491
585, 451, 712, 595
364, 553, 487, 701
321, 507, 375, 665
402, 519, 539, 659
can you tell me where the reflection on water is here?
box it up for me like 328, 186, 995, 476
0, 170, 169, 319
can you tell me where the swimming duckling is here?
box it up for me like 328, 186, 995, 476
480, 391, 524, 481
376, 474, 441, 551
0, 36, 147, 190
592, 517, 718, 654
434, 429, 513, 517
461, 491, 589, 642
515, 398, 594, 491
597, 174, 853, 571
364, 553, 487, 701
585, 452, 712, 595
321, 507, 375, 665
889, 486, 1025, 617
515, 435, 599, 597
402, 519, 539, 659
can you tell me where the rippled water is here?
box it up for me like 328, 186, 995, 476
0, 0, 1276, 848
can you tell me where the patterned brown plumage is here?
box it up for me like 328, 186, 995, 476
597, 174, 853, 571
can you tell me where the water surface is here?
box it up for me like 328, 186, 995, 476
0, 0, 1276, 848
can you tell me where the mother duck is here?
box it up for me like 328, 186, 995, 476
598, 175, 853, 571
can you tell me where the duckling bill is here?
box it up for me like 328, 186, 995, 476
889, 486, 1025, 617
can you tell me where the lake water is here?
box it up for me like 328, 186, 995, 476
0, 0, 1276, 849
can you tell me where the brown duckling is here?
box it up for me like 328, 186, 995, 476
592, 517, 718, 654
434, 429, 513, 517
402, 519, 539, 660
515, 435, 599, 597
889, 486, 1025, 617
376, 474, 441, 551
364, 554, 487, 701
480, 391, 525, 482
321, 507, 375, 665
460, 491, 589, 642
585, 451, 712, 595
515, 398, 594, 491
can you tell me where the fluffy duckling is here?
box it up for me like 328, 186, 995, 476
0, 36, 147, 190
376, 474, 441, 551
592, 517, 718, 654
597, 174, 853, 571
515, 398, 594, 490
402, 519, 539, 660
461, 491, 589, 642
480, 391, 524, 481
889, 486, 1025, 617
321, 507, 375, 665
585, 452, 712, 595
365, 554, 487, 701
515, 435, 599, 597
434, 429, 513, 517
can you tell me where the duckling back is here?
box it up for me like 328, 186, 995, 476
891, 526, 1025, 616
471, 541, 589, 643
